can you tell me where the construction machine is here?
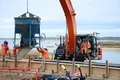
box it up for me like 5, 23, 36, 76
14, 12, 41, 60
54, 0, 102, 61
14, 12, 48, 60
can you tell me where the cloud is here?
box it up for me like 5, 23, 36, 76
0, 25, 14, 29
41, 17, 61, 21
41, 29, 66, 37
77, 21, 120, 30
77, 28, 120, 37
39, 28, 120, 37
0, 0, 120, 38
3, 19, 14, 23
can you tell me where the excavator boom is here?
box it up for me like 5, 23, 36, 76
59, 0, 76, 53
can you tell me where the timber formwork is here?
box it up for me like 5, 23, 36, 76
0, 57, 120, 80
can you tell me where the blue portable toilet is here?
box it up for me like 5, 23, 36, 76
14, 12, 41, 47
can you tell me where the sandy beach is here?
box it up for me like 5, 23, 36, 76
102, 48, 120, 51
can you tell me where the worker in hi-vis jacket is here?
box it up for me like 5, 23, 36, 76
12, 44, 20, 57
37, 48, 50, 59
0, 41, 10, 57
80, 38, 91, 54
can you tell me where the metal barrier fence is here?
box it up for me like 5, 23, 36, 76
0, 68, 40, 80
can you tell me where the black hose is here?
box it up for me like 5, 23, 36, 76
64, 69, 71, 80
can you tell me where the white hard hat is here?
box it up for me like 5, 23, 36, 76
16, 44, 19, 46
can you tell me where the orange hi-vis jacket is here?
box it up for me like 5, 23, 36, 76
37, 48, 50, 60
12, 46, 20, 55
81, 42, 91, 50
1, 44, 10, 55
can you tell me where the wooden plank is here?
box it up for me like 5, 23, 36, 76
0, 59, 120, 78
88, 59, 92, 76
106, 60, 109, 78
57, 57, 59, 73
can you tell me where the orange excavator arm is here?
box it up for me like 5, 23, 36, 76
59, 0, 76, 58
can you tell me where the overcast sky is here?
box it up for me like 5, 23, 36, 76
0, 0, 120, 38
